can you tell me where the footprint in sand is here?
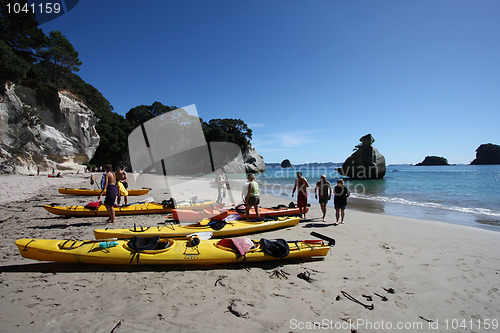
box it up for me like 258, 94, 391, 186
389, 272, 398, 281
394, 300, 407, 308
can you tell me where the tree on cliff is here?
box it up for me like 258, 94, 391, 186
0, 0, 46, 62
0, 2, 80, 86
38, 31, 82, 84
203, 118, 252, 150
0, 0, 46, 83
126, 102, 179, 128
91, 112, 131, 167
125, 102, 253, 151
0, 40, 31, 83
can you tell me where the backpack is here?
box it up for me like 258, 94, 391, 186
260, 238, 290, 258
127, 236, 160, 251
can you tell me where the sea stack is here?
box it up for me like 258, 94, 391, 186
336, 134, 386, 179
281, 159, 292, 168
470, 143, 500, 165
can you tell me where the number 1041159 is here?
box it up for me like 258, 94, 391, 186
5, 2, 61, 14
444, 319, 498, 330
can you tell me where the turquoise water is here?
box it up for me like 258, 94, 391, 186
257, 164, 500, 231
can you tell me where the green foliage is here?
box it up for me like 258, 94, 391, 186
0, 0, 47, 63
0, 40, 31, 83
39, 30, 82, 84
126, 101, 178, 128
202, 118, 252, 150
0, 0, 45, 84
91, 112, 130, 166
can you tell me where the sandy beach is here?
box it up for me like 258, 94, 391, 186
0, 174, 499, 332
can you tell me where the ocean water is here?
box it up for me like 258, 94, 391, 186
256, 164, 500, 231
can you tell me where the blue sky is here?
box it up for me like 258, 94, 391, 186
39, 0, 500, 164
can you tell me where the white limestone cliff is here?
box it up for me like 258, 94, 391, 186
0, 82, 100, 174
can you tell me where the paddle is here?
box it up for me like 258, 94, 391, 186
310, 231, 336, 246
186, 231, 213, 240
186, 231, 213, 246
125, 196, 155, 206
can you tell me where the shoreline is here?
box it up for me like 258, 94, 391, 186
259, 177, 500, 232
260, 185, 500, 233
1, 174, 499, 332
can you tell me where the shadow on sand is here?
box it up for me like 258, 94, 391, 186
301, 223, 336, 228
27, 221, 107, 230
0, 257, 327, 274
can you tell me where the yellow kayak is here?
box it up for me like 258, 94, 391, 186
93, 216, 300, 239
59, 188, 150, 196
43, 200, 215, 217
15, 236, 331, 265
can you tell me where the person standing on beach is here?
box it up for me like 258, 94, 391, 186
245, 173, 260, 219
115, 166, 128, 206
315, 175, 332, 222
292, 172, 310, 219
216, 168, 227, 205
98, 164, 118, 223
333, 179, 350, 225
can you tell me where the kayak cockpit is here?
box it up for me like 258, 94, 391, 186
122, 237, 173, 254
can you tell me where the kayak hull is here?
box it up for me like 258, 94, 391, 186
172, 206, 308, 222
93, 216, 300, 239
43, 201, 215, 217
15, 237, 330, 265
58, 188, 150, 196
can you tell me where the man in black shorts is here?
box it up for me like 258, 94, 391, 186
333, 179, 350, 224
315, 175, 332, 222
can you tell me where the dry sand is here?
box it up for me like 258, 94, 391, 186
0, 174, 499, 332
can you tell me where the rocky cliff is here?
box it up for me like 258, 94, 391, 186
336, 134, 386, 179
242, 146, 266, 173
220, 145, 265, 174
470, 144, 500, 165
0, 82, 100, 174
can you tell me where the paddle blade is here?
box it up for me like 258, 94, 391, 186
187, 232, 213, 240
310, 232, 335, 246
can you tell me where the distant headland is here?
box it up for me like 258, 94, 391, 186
416, 156, 449, 166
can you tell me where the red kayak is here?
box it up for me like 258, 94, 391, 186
172, 206, 308, 223
48, 174, 62, 178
